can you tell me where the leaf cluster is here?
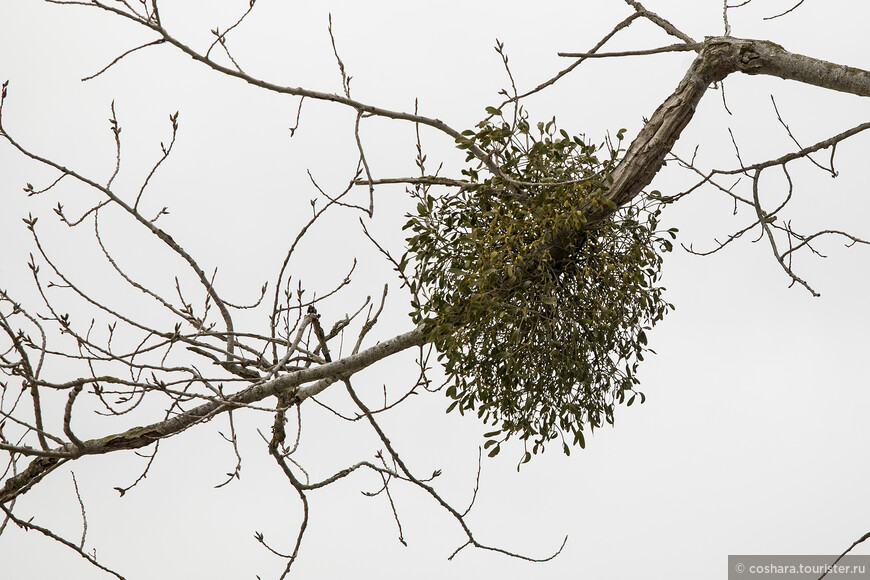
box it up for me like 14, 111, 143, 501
404, 108, 676, 459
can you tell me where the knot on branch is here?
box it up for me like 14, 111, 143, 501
696, 37, 759, 82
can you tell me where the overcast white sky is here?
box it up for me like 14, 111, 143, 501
2, 1, 870, 579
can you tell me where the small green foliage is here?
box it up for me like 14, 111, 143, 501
404, 107, 676, 456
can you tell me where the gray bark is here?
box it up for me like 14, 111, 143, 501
549, 37, 870, 264
0, 328, 424, 504
611, 37, 870, 208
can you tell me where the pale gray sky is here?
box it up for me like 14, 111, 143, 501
1, 1, 869, 578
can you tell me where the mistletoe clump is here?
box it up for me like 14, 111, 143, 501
404, 108, 676, 460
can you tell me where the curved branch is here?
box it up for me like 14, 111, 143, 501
0, 503, 126, 580
344, 378, 566, 563
73, 6, 501, 175
545, 36, 870, 265
0, 101, 238, 360
0, 327, 424, 504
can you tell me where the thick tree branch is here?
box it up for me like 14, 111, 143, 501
0, 327, 424, 504
546, 36, 870, 264
610, 36, 870, 209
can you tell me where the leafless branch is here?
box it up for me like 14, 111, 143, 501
509, 11, 644, 104
71, 471, 88, 548
0, 502, 126, 579
765, 0, 808, 21
769, 95, 835, 175
558, 43, 701, 59
818, 531, 870, 580
624, 0, 697, 43
344, 378, 567, 563
205, 0, 258, 64
214, 410, 242, 488
82, 39, 165, 81
353, 176, 467, 188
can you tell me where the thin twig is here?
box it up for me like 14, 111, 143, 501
558, 43, 701, 59
0, 503, 126, 580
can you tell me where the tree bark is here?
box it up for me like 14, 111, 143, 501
548, 37, 870, 264
0, 328, 424, 504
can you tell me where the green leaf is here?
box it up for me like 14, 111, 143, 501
407, 107, 673, 461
